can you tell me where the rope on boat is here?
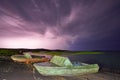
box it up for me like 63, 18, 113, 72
32, 68, 43, 80
32, 68, 38, 80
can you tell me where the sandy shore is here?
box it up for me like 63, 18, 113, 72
0, 57, 120, 80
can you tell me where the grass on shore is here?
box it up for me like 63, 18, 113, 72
0, 49, 102, 56
0, 49, 19, 56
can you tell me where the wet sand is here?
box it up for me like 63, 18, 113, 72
0, 57, 120, 80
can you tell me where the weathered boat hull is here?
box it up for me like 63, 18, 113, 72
33, 62, 99, 76
11, 55, 28, 62
11, 55, 49, 63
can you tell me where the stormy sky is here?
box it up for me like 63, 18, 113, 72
0, 0, 120, 50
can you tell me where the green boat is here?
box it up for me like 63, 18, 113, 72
33, 55, 99, 76
11, 52, 49, 63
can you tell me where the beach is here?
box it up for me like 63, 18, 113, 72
0, 56, 120, 80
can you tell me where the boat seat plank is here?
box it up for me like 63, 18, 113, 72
34, 62, 59, 67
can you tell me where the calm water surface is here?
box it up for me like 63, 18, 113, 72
69, 52, 120, 70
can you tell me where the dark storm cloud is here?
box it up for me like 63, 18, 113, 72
59, 0, 120, 39
0, 0, 120, 50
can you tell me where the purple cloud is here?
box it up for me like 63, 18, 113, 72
0, 0, 120, 50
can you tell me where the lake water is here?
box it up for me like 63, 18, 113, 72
69, 51, 120, 71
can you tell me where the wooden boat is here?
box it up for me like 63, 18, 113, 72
11, 53, 49, 64
33, 55, 99, 76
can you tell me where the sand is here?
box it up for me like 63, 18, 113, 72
0, 57, 120, 80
